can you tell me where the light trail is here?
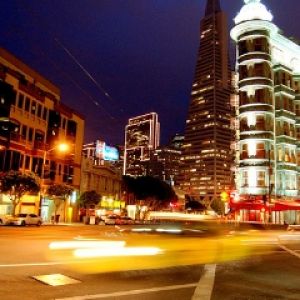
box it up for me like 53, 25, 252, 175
49, 241, 125, 250
74, 247, 162, 258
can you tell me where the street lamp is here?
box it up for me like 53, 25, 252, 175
41, 142, 70, 180
39, 142, 70, 217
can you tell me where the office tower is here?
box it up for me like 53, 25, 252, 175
124, 112, 160, 176
147, 147, 181, 186
231, 0, 300, 224
0, 47, 84, 219
181, 0, 233, 204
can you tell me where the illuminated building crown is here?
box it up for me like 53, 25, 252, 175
234, 0, 273, 24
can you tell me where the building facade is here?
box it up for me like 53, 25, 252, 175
147, 147, 181, 186
0, 48, 84, 220
231, 0, 300, 224
80, 141, 122, 211
181, 0, 233, 204
124, 112, 160, 176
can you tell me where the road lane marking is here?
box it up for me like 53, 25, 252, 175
192, 264, 216, 300
55, 283, 198, 299
279, 244, 300, 259
0, 261, 78, 268
278, 234, 300, 241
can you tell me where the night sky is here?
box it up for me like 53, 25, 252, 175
1, 0, 299, 145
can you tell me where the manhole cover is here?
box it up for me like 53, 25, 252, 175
32, 274, 81, 286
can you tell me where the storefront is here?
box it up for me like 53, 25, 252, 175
230, 198, 300, 225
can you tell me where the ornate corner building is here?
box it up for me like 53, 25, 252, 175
231, 0, 300, 224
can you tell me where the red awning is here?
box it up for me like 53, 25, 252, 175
230, 200, 264, 211
230, 200, 300, 211
273, 200, 300, 211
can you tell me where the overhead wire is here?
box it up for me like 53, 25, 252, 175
13, 1, 127, 127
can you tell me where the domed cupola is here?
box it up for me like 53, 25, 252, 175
234, 0, 273, 25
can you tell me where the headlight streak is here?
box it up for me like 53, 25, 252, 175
131, 228, 183, 234
241, 238, 278, 245
155, 229, 182, 233
49, 240, 162, 259
49, 241, 126, 250
131, 228, 153, 232
73, 247, 162, 258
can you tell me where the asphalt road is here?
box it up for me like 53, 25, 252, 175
0, 223, 299, 300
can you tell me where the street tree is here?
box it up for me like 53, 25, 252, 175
47, 184, 73, 222
210, 198, 225, 215
122, 175, 177, 210
185, 199, 206, 212
0, 171, 40, 215
79, 190, 101, 209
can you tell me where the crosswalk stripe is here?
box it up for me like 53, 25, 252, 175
55, 283, 198, 300
192, 264, 216, 300
279, 244, 300, 259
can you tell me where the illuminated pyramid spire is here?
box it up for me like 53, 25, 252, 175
205, 0, 221, 16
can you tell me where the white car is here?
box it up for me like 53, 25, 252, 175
0, 215, 11, 225
115, 216, 134, 225
8, 213, 42, 226
104, 215, 119, 225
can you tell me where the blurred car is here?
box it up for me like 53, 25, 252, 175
8, 213, 42, 226
104, 215, 119, 225
115, 216, 134, 225
0, 215, 11, 225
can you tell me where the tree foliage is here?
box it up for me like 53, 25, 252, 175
47, 184, 73, 200
210, 198, 224, 215
185, 200, 206, 211
79, 190, 101, 208
122, 175, 177, 209
0, 171, 40, 215
47, 184, 73, 221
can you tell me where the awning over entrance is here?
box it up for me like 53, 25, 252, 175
230, 200, 264, 211
230, 199, 300, 211
272, 200, 300, 211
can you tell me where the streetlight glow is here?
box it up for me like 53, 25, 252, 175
56, 143, 69, 153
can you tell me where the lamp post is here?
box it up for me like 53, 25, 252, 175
39, 142, 70, 217
268, 147, 272, 224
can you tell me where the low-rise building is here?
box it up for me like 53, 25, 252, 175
0, 48, 84, 221
81, 140, 122, 212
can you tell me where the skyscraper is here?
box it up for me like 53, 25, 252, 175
181, 0, 233, 204
124, 112, 160, 176
181, 0, 232, 203
231, 0, 300, 224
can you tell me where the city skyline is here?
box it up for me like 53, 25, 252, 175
1, 0, 300, 145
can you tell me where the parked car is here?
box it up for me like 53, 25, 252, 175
0, 215, 11, 225
8, 213, 42, 226
115, 216, 134, 225
104, 215, 119, 225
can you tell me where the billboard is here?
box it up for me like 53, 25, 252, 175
95, 141, 119, 161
